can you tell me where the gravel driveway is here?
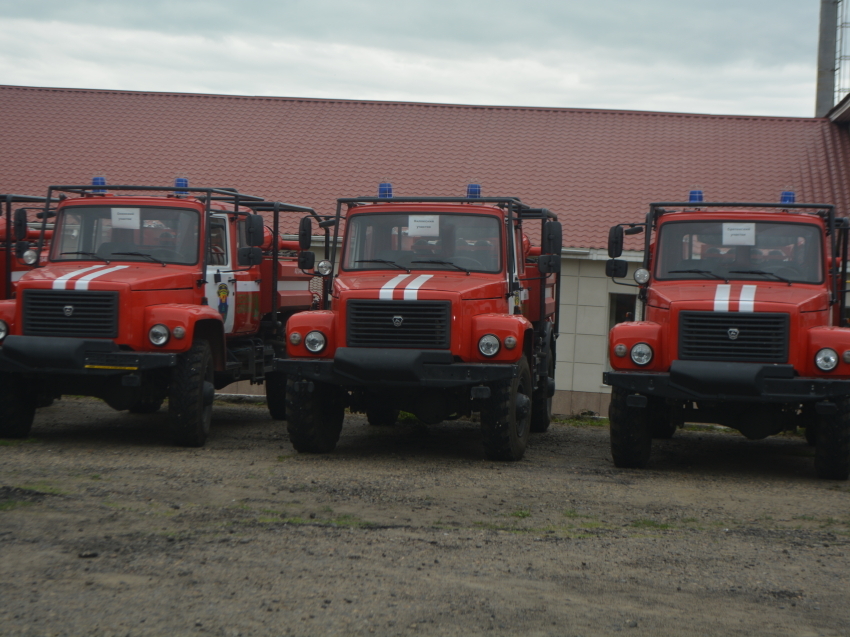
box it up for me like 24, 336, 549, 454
1, 397, 848, 636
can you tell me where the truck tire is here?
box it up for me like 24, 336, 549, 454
815, 398, 850, 480
609, 387, 652, 468
285, 378, 345, 453
480, 357, 532, 461
366, 404, 399, 427
265, 372, 287, 420
648, 396, 677, 439
0, 373, 36, 438
530, 352, 554, 433
168, 339, 214, 447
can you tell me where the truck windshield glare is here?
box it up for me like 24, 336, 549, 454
342, 212, 502, 273
655, 220, 823, 284
52, 206, 200, 265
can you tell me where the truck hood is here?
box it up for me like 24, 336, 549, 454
335, 272, 504, 301
648, 281, 829, 313
19, 263, 197, 291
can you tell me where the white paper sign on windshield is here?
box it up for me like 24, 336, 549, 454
722, 222, 755, 246
111, 207, 141, 230
408, 215, 439, 237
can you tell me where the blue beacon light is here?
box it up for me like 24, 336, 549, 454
466, 183, 482, 198
688, 189, 704, 203
92, 176, 107, 193
174, 177, 189, 197
378, 182, 393, 198
780, 190, 796, 204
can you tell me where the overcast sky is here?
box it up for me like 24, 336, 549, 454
0, 1, 827, 117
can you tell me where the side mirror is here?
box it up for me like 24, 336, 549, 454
245, 214, 264, 247
237, 246, 262, 267
605, 259, 628, 278
14, 209, 28, 241
299, 216, 313, 251
537, 254, 560, 274
298, 251, 316, 271
541, 221, 562, 255
608, 226, 624, 258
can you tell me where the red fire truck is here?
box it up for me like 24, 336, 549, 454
604, 195, 850, 479
1, 194, 56, 300
0, 181, 323, 445
276, 187, 562, 461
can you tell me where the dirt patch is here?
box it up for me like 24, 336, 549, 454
1, 397, 848, 636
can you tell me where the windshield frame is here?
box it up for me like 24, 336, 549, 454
653, 219, 825, 285
50, 204, 201, 266
340, 210, 504, 274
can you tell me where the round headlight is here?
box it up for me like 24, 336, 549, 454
504, 335, 517, 350
289, 331, 302, 345
304, 330, 326, 353
22, 249, 38, 265
0, 319, 8, 341
630, 342, 653, 366
148, 324, 170, 346
633, 268, 650, 285
815, 348, 839, 371
614, 343, 627, 357
316, 260, 333, 276
478, 334, 500, 357
172, 326, 186, 339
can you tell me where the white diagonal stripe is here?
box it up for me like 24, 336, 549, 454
739, 285, 757, 312
52, 265, 105, 290
379, 274, 410, 300
713, 284, 731, 312
403, 274, 432, 300
74, 265, 129, 290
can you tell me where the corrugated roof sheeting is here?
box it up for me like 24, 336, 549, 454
2, 85, 850, 249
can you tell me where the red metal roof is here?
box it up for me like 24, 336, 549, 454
2, 84, 850, 250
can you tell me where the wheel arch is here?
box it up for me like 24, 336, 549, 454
193, 319, 226, 371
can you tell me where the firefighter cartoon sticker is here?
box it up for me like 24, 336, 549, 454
217, 283, 230, 319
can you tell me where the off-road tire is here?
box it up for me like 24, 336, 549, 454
0, 373, 36, 438
609, 387, 652, 468
648, 396, 678, 439
265, 372, 288, 420
815, 397, 850, 480
366, 404, 399, 427
285, 379, 345, 453
530, 350, 554, 433
168, 339, 213, 447
480, 357, 532, 461
129, 397, 164, 414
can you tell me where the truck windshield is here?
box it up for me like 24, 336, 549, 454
655, 220, 823, 284
52, 205, 200, 265
342, 212, 502, 273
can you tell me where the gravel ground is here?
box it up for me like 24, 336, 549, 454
1, 397, 849, 637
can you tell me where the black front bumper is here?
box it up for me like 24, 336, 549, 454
0, 335, 177, 375
604, 360, 850, 403
275, 347, 518, 388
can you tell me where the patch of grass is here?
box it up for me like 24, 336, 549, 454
397, 411, 419, 423
277, 454, 294, 461
17, 482, 68, 496
562, 509, 595, 519
630, 518, 671, 530
321, 506, 334, 513
510, 510, 531, 519
792, 514, 816, 522
554, 416, 607, 428
90, 474, 102, 481
681, 517, 699, 524
0, 501, 32, 512
0, 438, 40, 446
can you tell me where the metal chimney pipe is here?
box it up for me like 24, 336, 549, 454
816, 0, 840, 117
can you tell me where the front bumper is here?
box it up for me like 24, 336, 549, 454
604, 360, 850, 403
0, 335, 177, 375
275, 347, 518, 388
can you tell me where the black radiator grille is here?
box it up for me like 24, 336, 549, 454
678, 311, 788, 363
347, 300, 451, 349
23, 290, 119, 338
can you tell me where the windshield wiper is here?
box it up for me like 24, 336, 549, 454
111, 251, 166, 267
729, 269, 792, 285
411, 259, 471, 275
60, 251, 110, 264
355, 259, 410, 273
668, 269, 728, 283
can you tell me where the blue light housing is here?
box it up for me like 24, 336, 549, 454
688, 190, 704, 203
92, 176, 106, 194
174, 177, 189, 197
378, 182, 393, 198
780, 190, 796, 204
466, 183, 482, 198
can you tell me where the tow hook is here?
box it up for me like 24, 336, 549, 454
515, 394, 530, 420
203, 381, 215, 406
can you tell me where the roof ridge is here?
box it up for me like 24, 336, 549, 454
0, 84, 822, 122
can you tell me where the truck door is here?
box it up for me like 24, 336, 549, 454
231, 216, 261, 334
205, 215, 236, 334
